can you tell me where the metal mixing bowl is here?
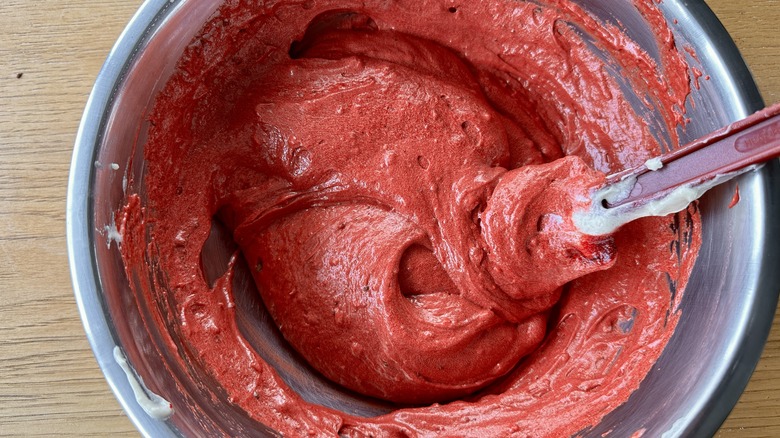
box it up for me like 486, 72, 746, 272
67, 0, 780, 436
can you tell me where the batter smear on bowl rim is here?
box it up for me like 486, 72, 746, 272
118, 0, 699, 435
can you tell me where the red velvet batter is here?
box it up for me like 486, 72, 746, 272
119, 0, 697, 435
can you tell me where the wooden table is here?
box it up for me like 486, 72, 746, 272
1, 1, 778, 436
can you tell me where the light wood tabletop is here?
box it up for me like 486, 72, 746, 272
1, 1, 778, 436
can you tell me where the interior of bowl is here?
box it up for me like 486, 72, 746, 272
71, 0, 780, 436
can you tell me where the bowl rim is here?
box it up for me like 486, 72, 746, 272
66, 0, 773, 436
67, 1, 185, 436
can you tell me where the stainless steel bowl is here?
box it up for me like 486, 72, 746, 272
67, 0, 780, 436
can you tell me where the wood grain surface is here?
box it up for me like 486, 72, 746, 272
0, 1, 778, 436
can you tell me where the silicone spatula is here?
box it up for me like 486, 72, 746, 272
574, 102, 780, 235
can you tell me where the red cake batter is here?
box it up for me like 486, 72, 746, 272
119, 0, 698, 435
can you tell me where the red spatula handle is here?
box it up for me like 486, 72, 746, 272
605, 102, 780, 208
